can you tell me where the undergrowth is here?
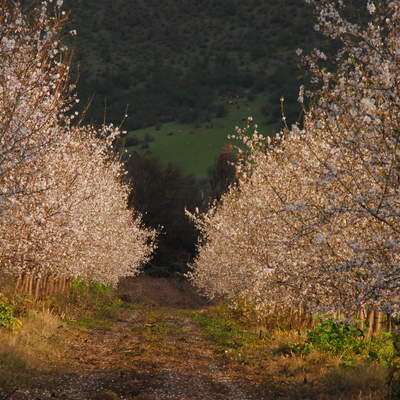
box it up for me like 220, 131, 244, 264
60, 279, 131, 328
0, 308, 63, 388
0, 293, 21, 330
287, 317, 400, 398
193, 303, 397, 399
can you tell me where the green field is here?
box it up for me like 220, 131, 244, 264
123, 95, 280, 177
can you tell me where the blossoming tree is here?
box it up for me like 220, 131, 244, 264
0, 0, 155, 296
189, 0, 400, 327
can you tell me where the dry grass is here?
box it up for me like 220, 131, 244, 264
0, 309, 65, 387
321, 362, 388, 399
262, 332, 390, 400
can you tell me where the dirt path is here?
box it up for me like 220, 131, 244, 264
2, 278, 381, 400
2, 304, 257, 400
145, 313, 250, 400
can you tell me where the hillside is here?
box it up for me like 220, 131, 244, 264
65, 0, 322, 132
123, 95, 278, 177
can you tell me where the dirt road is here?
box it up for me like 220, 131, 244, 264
2, 305, 256, 400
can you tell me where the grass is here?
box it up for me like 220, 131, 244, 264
0, 279, 133, 389
143, 309, 183, 337
0, 280, 393, 399
124, 95, 280, 177
46, 279, 133, 323
192, 303, 258, 360
0, 309, 64, 388
67, 317, 112, 329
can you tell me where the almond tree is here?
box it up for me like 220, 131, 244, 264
0, 0, 155, 293
190, 0, 400, 321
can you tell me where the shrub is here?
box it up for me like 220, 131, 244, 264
304, 318, 365, 359
0, 295, 21, 330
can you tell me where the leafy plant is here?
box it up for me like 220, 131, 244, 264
0, 295, 21, 330
305, 318, 366, 359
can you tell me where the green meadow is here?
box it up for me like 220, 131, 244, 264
123, 95, 280, 177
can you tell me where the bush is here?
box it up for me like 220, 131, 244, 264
0, 295, 21, 330
126, 135, 140, 147
305, 318, 365, 358
289, 317, 399, 367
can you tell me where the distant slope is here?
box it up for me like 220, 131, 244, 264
65, 0, 321, 130
63, 0, 367, 176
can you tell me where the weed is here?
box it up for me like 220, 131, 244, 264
304, 318, 366, 359
193, 304, 257, 362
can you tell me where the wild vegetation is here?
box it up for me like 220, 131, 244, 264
64, 0, 321, 130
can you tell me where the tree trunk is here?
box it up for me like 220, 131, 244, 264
373, 311, 382, 335
366, 309, 375, 339
386, 314, 393, 333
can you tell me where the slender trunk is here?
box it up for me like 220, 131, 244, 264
386, 314, 393, 333
288, 307, 295, 330
34, 276, 41, 299
15, 275, 22, 293
367, 309, 375, 339
358, 307, 365, 330
43, 274, 49, 297
20, 274, 28, 294
374, 311, 382, 335
47, 275, 54, 297
28, 274, 34, 296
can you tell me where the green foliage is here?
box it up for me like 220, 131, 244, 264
70, 278, 113, 299
65, 0, 320, 131
366, 333, 396, 365
305, 318, 366, 359
0, 294, 21, 330
123, 96, 276, 178
288, 317, 399, 368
